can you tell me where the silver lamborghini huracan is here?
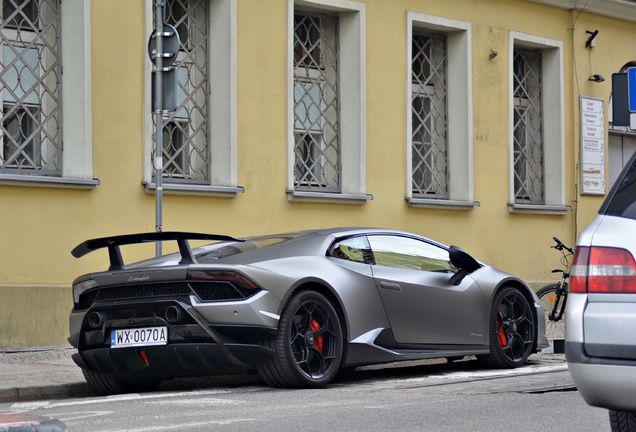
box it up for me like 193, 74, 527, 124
68, 228, 549, 394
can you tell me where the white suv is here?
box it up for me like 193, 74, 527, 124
566, 151, 636, 432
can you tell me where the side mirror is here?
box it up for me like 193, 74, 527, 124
449, 246, 482, 285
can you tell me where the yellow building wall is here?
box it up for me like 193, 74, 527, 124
0, 0, 634, 347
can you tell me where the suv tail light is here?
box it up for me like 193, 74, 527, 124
569, 246, 636, 293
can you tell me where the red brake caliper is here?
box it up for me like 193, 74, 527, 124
496, 313, 507, 348
310, 319, 324, 352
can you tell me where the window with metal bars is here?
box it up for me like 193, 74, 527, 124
162, 118, 189, 178
293, 12, 340, 192
0, 0, 60, 174
153, 0, 209, 183
513, 48, 544, 204
411, 32, 448, 198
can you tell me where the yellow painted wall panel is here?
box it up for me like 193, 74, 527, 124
0, 286, 71, 348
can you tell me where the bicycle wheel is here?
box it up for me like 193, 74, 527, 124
537, 283, 566, 340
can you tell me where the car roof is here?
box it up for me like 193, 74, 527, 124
77, 227, 444, 273
245, 227, 423, 239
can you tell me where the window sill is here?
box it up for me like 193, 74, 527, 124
407, 197, 480, 210
0, 174, 100, 189
143, 181, 245, 197
507, 202, 572, 215
287, 190, 373, 205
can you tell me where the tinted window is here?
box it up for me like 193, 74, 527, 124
605, 153, 636, 220
368, 235, 451, 272
330, 236, 373, 264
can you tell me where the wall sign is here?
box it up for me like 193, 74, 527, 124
580, 96, 605, 195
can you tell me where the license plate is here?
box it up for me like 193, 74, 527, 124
111, 326, 168, 349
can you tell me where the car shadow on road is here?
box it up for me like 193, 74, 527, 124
69, 353, 562, 398
158, 355, 546, 392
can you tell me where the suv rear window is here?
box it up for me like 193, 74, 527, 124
604, 153, 636, 220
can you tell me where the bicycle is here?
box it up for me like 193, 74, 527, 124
536, 237, 575, 341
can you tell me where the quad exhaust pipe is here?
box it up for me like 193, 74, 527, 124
165, 305, 183, 323
87, 305, 185, 329
88, 311, 106, 329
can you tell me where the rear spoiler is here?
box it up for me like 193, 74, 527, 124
71, 231, 241, 271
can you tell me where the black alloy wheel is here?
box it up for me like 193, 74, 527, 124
478, 286, 535, 368
257, 290, 343, 388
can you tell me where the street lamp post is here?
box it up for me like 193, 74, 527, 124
153, 1, 164, 256
148, 1, 179, 256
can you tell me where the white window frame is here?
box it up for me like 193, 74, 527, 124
508, 31, 568, 213
143, 0, 242, 196
287, 0, 369, 204
0, 0, 96, 188
406, 12, 476, 210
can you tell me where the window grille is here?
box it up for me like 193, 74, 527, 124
513, 48, 544, 204
411, 32, 447, 198
0, 0, 61, 174
293, 12, 340, 192
154, 0, 208, 182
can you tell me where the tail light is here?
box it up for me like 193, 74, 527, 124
187, 270, 260, 290
569, 246, 636, 293
73, 278, 99, 306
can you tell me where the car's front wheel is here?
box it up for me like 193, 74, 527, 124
82, 369, 161, 395
478, 286, 535, 368
257, 290, 343, 388
610, 410, 636, 432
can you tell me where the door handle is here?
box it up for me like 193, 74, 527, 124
380, 281, 402, 292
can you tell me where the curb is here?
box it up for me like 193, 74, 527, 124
0, 383, 92, 404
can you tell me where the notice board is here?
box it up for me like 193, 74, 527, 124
580, 96, 606, 195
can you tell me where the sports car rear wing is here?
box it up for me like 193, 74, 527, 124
71, 231, 241, 270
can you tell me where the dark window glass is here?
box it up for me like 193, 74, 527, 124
164, 0, 189, 46
162, 120, 189, 178
330, 237, 373, 264
604, 153, 636, 220
2, 105, 40, 168
3, 0, 38, 30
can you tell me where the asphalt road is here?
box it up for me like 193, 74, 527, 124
0, 355, 611, 432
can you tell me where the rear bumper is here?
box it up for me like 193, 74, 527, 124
566, 341, 636, 411
70, 296, 279, 379
73, 342, 275, 379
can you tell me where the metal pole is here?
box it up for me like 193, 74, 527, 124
154, 0, 164, 256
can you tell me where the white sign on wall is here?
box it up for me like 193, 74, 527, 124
580, 96, 605, 195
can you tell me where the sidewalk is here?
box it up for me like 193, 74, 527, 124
0, 345, 90, 403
